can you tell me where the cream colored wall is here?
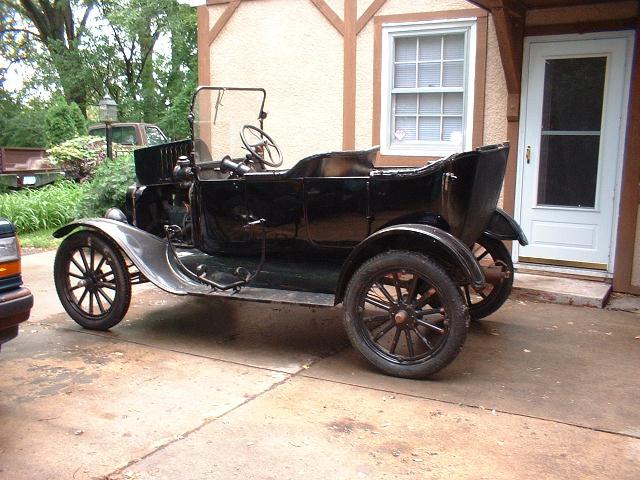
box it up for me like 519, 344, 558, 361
205, 0, 507, 167
206, 0, 344, 168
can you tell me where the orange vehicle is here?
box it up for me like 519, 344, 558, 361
88, 122, 169, 147
0, 218, 33, 349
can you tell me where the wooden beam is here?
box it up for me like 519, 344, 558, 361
356, 0, 386, 34
197, 6, 211, 84
613, 25, 640, 292
208, 0, 242, 45
310, 0, 344, 36
343, 0, 356, 150
491, 1, 525, 94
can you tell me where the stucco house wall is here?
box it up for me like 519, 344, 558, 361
199, 0, 505, 168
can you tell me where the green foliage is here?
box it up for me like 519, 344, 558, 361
0, 95, 48, 148
157, 76, 196, 140
70, 101, 87, 135
46, 100, 86, 145
47, 136, 109, 181
79, 152, 136, 217
0, 181, 86, 234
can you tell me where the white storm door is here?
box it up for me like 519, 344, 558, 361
516, 35, 632, 271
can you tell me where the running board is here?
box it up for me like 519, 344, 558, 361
205, 286, 337, 308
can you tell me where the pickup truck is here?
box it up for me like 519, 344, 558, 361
0, 218, 33, 348
88, 122, 169, 147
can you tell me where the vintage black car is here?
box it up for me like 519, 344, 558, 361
52, 87, 526, 379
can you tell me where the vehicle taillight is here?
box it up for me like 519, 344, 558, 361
0, 235, 21, 279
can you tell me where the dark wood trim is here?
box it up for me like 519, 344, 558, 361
197, 6, 210, 85
491, 2, 525, 94
310, 0, 345, 35
472, 15, 489, 149
208, 0, 241, 45
343, 0, 357, 150
525, 18, 638, 36
613, 26, 640, 293
372, 8, 489, 163
356, 0, 386, 34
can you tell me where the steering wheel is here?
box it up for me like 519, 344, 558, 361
240, 125, 283, 168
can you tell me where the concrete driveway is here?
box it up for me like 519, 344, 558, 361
0, 251, 638, 479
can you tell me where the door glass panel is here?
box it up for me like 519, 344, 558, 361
537, 57, 607, 207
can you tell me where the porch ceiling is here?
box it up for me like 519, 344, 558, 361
467, 0, 615, 9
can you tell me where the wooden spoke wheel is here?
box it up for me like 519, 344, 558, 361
343, 251, 469, 379
54, 231, 131, 330
464, 235, 514, 320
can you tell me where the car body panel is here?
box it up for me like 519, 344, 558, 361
0, 218, 33, 349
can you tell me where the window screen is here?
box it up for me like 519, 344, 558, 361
391, 33, 466, 146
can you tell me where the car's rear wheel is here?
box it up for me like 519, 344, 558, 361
464, 235, 514, 320
54, 230, 131, 330
343, 250, 469, 379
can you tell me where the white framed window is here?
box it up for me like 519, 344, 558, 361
380, 18, 477, 157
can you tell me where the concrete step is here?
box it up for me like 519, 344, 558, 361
512, 272, 612, 308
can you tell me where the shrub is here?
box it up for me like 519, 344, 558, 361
0, 180, 85, 234
79, 152, 136, 217
47, 136, 109, 181
46, 99, 84, 145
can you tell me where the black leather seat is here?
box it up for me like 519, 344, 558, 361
245, 146, 379, 181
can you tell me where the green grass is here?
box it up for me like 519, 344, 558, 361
0, 180, 85, 234
19, 227, 61, 249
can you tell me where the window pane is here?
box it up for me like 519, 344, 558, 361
443, 34, 465, 60
541, 57, 606, 132
418, 117, 440, 141
538, 134, 600, 207
394, 116, 417, 142
394, 63, 416, 88
419, 93, 441, 115
418, 63, 441, 87
443, 93, 463, 115
145, 126, 167, 146
113, 126, 137, 145
443, 117, 463, 141
395, 94, 417, 115
395, 37, 416, 62
418, 36, 441, 61
89, 127, 106, 138
443, 61, 464, 87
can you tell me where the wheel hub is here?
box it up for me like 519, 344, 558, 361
394, 310, 408, 325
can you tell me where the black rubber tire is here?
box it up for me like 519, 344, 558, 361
343, 250, 469, 379
54, 230, 131, 331
468, 235, 514, 320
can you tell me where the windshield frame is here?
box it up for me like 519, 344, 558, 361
189, 86, 267, 143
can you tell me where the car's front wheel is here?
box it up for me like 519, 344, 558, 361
343, 250, 469, 379
54, 230, 131, 331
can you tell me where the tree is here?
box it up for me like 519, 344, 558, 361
0, 1, 96, 112
1, 0, 196, 125
45, 98, 86, 145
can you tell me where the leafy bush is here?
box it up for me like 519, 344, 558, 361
46, 99, 85, 145
79, 152, 136, 217
0, 180, 85, 234
47, 136, 109, 181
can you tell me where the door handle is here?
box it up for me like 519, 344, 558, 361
526, 146, 531, 164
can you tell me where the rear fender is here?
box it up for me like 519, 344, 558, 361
53, 219, 210, 296
334, 224, 485, 305
484, 208, 528, 246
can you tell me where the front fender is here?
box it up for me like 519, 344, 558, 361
484, 208, 528, 246
334, 224, 485, 305
53, 219, 210, 296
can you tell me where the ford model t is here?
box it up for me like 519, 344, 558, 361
52, 87, 527, 379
